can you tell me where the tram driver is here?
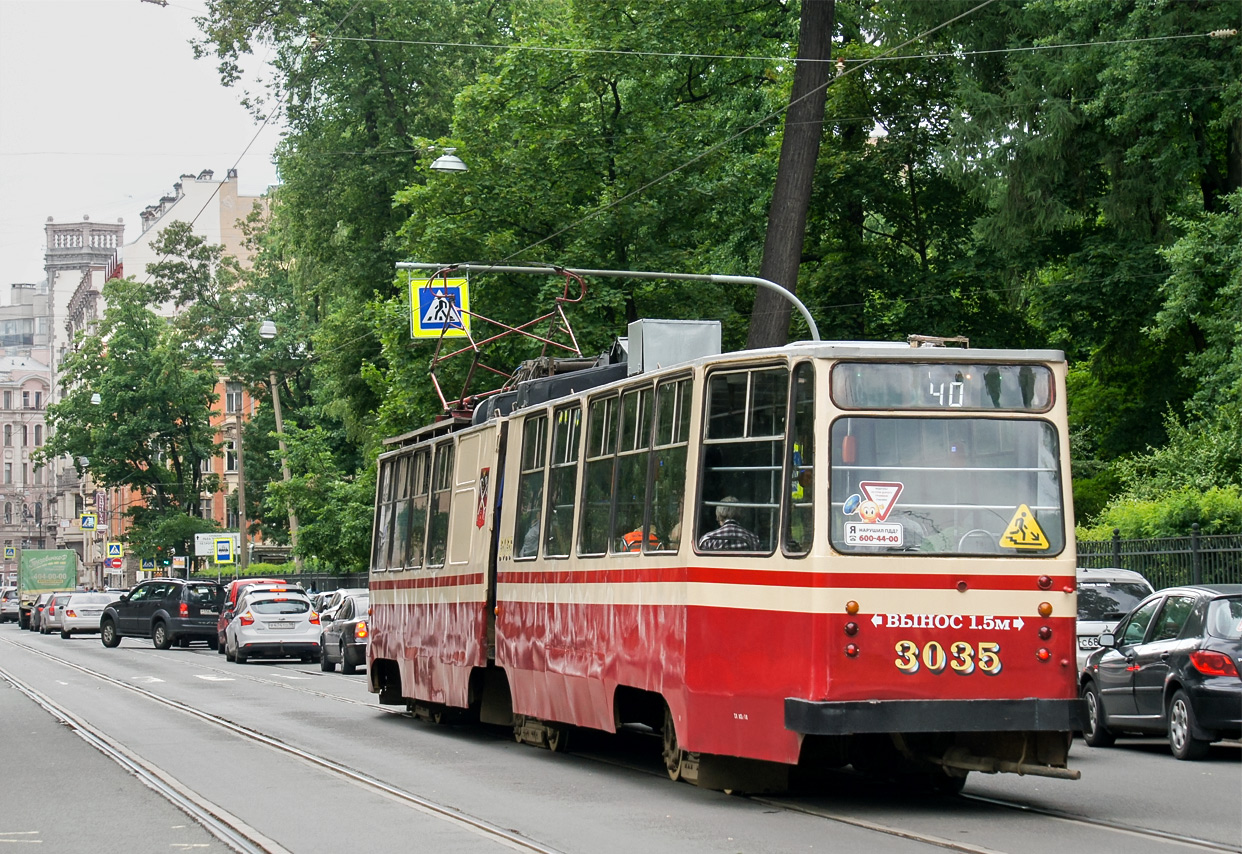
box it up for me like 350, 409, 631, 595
697, 496, 761, 551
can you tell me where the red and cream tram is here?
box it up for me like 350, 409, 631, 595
368, 329, 1084, 791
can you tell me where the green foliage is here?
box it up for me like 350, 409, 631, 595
1078, 486, 1242, 540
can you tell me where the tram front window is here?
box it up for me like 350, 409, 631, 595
830, 416, 1065, 556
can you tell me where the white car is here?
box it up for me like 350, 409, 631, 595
225, 591, 321, 664
58, 592, 116, 638
1076, 566, 1155, 671
0, 586, 18, 623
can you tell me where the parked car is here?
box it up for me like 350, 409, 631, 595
1076, 566, 1155, 671
0, 586, 19, 623
100, 579, 224, 649
317, 587, 367, 622
28, 592, 56, 632
224, 590, 320, 664
320, 594, 369, 674
1080, 584, 1242, 759
39, 592, 73, 635
216, 580, 305, 652
58, 592, 117, 638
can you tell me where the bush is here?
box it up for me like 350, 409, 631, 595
1078, 485, 1242, 540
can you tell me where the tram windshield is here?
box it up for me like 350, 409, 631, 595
830, 416, 1065, 556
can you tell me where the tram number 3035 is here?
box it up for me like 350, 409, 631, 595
894, 640, 1002, 675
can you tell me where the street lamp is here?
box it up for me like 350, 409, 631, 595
430, 147, 468, 173
259, 321, 301, 572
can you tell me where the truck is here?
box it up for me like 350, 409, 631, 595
18, 550, 79, 629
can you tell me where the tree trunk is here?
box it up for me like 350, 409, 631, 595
746, 0, 835, 349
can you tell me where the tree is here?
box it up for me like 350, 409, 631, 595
38, 277, 223, 556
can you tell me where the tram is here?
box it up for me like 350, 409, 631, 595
368, 310, 1084, 792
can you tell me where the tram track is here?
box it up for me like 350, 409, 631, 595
3, 634, 1235, 854
0, 636, 567, 854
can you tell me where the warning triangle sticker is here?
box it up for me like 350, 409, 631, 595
858, 481, 903, 522
1000, 504, 1050, 550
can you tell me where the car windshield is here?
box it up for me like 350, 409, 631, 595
1077, 581, 1153, 621
1206, 597, 1242, 640
250, 598, 310, 615
68, 593, 114, 605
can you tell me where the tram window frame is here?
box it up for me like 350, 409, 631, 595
782, 362, 814, 557
387, 452, 412, 569
426, 441, 455, 569
544, 404, 582, 559
514, 412, 549, 560
649, 375, 692, 553
407, 447, 430, 570
611, 384, 655, 554
577, 394, 618, 556
371, 456, 395, 572
696, 364, 789, 555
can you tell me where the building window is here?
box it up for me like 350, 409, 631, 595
34, 424, 42, 446
3, 464, 10, 485
34, 391, 42, 409
20, 463, 26, 485
22, 391, 30, 409
3, 503, 9, 524
3, 425, 9, 446
226, 498, 239, 529
34, 503, 42, 526
33, 465, 43, 486
2, 392, 9, 409
225, 382, 243, 414
225, 440, 238, 472
20, 425, 27, 447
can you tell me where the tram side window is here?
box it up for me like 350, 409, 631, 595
388, 453, 411, 569
612, 385, 654, 553
515, 413, 549, 559
544, 404, 582, 558
697, 366, 788, 554
784, 363, 814, 555
651, 377, 692, 552
371, 458, 395, 571
407, 448, 430, 569
579, 395, 618, 556
426, 442, 454, 568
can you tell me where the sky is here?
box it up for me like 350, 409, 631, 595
0, 0, 282, 292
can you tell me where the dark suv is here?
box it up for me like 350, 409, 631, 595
100, 578, 224, 650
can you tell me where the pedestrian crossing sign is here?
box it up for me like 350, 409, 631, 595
107, 541, 123, 558
410, 277, 470, 339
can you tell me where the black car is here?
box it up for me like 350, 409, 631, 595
1080, 584, 1242, 759
100, 578, 224, 650
319, 593, 369, 674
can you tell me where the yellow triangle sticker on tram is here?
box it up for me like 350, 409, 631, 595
1000, 504, 1050, 550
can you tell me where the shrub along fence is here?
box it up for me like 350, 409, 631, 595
1078, 525, 1242, 589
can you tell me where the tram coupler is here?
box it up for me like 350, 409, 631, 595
934, 746, 1081, 780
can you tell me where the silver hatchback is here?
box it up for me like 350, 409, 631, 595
1077, 566, 1155, 671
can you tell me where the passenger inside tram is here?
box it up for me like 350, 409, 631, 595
697, 497, 761, 551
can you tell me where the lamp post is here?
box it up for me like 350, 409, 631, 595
259, 321, 301, 572
231, 417, 248, 571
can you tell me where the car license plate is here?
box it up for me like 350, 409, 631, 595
1078, 636, 1099, 650
267, 622, 294, 630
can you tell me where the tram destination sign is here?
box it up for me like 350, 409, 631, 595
831, 362, 1054, 411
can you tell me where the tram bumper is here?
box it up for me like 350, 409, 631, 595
786, 697, 1086, 734
787, 698, 1087, 780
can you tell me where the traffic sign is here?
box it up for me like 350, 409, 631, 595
3, 546, 14, 559
80, 513, 97, 530
214, 537, 235, 565
140, 558, 156, 570
410, 277, 470, 339
107, 542, 123, 558
105, 557, 122, 569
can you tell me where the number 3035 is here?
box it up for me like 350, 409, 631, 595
894, 640, 1002, 675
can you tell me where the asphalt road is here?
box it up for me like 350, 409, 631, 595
1, 626, 1238, 854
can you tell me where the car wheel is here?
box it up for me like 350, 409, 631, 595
225, 640, 236, 662
100, 620, 121, 648
152, 622, 172, 650
340, 643, 356, 675
217, 632, 227, 654
60, 630, 71, 640
1081, 681, 1115, 747
235, 648, 248, 664
320, 638, 336, 672
1168, 689, 1211, 760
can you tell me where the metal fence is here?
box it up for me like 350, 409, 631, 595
1077, 525, 1242, 589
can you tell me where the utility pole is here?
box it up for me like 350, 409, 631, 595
233, 419, 249, 571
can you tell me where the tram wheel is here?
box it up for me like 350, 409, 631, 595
546, 724, 569, 753
662, 705, 686, 781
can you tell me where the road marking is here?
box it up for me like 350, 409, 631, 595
56, 680, 69, 685
194, 675, 234, 682
269, 674, 309, 680
131, 676, 165, 683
